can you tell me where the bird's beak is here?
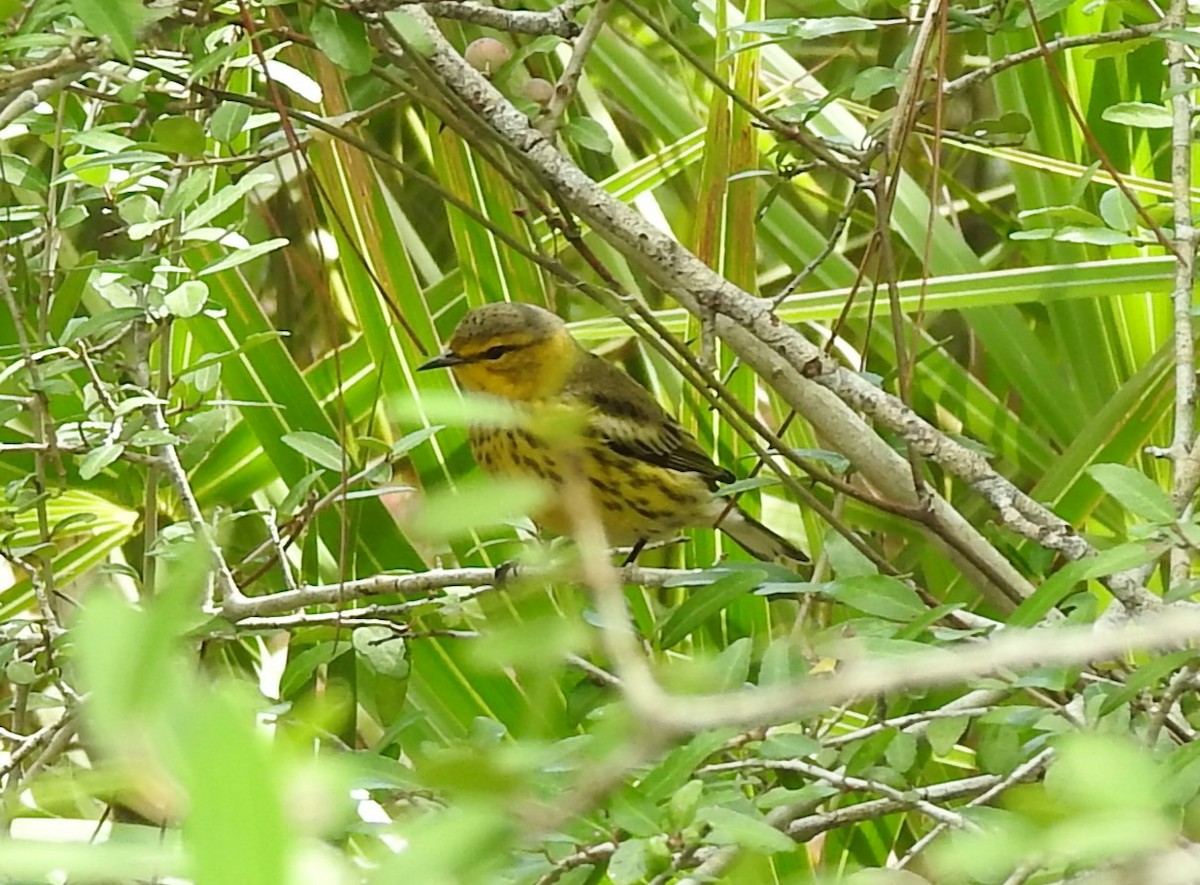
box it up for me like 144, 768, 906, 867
418, 351, 466, 371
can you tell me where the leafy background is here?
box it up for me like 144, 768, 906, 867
0, 0, 1198, 883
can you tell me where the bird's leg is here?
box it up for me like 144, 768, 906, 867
493, 560, 520, 586
621, 539, 647, 566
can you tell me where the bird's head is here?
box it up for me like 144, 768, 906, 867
418, 302, 580, 400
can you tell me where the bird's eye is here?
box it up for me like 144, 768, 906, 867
482, 344, 513, 360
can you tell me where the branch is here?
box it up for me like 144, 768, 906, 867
701, 758, 976, 832
612, 599, 1200, 732
350, 0, 587, 37
929, 23, 1166, 110
538, 0, 613, 138
1164, 0, 1198, 594
785, 773, 1010, 841
218, 564, 696, 620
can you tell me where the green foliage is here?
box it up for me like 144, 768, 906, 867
0, 0, 1197, 883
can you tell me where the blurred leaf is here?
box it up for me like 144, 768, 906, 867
152, 116, 206, 157
412, 476, 548, 541
699, 806, 796, 853
391, 425, 444, 457
310, 5, 372, 75
68, 0, 144, 61
1101, 102, 1173, 129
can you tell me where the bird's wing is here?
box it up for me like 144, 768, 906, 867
564, 354, 735, 486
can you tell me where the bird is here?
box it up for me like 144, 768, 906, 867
418, 301, 808, 565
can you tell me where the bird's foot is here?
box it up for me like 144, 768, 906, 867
493, 560, 520, 586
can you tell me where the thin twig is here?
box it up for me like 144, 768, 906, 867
539, 0, 613, 139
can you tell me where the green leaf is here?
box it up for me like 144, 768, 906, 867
176, 687, 291, 884
794, 15, 877, 38
926, 715, 970, 756
732, 16, 877, 39
79, 443, 124, 480
823, 530, 877, 578
667, 780, 704, 829
829, 574, 926, 621
976, 723, 1022, 775
1053, 226, 1137, 246
1155, 28, 1200, 49
1087, 463, 1175, 523
163, 281, 209, 318
281, 431, 347, 472
756, 783, 839, 809
130, 429, 182, 447
183, 171, 275, 230
1010, 542, 1164, 627
162, 167, 213, 218
851, 66, 903, 101
353, 626, 409, 679
394, 390, 521, 430
713, 476, 781, 496
608, 839, 650, 885
0, 842, 181, 881
118, 193, 158, 225
190, 35, 249, 82
713, 637, 754, 691
63, 307, 146, 343
699, 807, 796, 854
68, 0, 144, 62
1047, 734, 1165, 813
199, 238, 290, 276
658, 569, 765, 648
151, 116, 206, 157
1101, 102, 1173, 129
5, 659, 36, 685
1099, 189, 1144, 232
210, 101, 252, 144
562, 118, 613, 153
384, 10, 437, 57
886, 731, 918, 773
310, 5, 373, 75
1017, 205, 1105, 227
0, 155, 48, 191
412, 476, 549, 541
1014, 0, 1074, 25
391, 426, 444, 458
760, 732, 821, 759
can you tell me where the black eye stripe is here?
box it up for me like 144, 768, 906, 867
479, 343, 522, 360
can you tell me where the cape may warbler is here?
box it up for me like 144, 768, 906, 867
419, 302, 807, 564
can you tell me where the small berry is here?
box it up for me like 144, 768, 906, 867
521, 78, 555, 106
464, 38, 510, 76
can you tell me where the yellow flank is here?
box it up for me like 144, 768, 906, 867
469, 423, 712, 545
418, 302, 808, 564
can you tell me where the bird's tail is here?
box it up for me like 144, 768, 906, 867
715, 507, 810, 568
